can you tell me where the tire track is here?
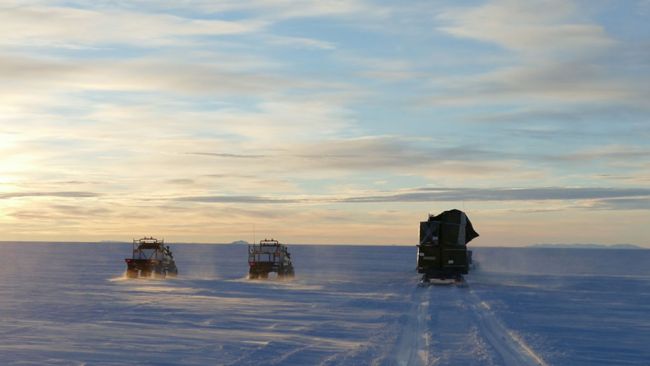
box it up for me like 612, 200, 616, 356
466, 289, 547, 366
394, 284, 430, 366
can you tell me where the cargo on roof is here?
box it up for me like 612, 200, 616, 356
417, 209, 478, 285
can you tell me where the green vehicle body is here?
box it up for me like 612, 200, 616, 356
417, 209, 478, 281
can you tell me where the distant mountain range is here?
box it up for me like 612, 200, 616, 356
530, 243, 643, 249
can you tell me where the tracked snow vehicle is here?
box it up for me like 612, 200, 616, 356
417, 209, 478, 284
248, 238, 294, 279
125, 237, 178, 278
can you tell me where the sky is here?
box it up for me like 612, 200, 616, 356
1, 0, 649, 246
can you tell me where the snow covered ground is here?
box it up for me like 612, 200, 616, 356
0, 243, 648, 365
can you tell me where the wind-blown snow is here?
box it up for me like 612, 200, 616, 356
0, 243, 648, 365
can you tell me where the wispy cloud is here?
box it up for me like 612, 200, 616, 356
592, 198, 650, 210
340, 187, 650, 203
0, 191, 100, 200
471, 105, 650, 127
165, 0, 390, 21
430, 0, 646, 106
262, 34, 336, 50
286, 136, 509, 169
0, 4, 266, 48
0, 54, 307, 97
176, 195, 300, 204
166, 179, 195, 185
173, 187, 650, 205
182, 136, 526, 182
438, 1, 613, 56
1, 0, 648, 245
188, 152, 267, 159
542, 146, 650, 163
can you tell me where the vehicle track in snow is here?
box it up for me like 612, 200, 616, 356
465, 287, 548, 366
393, 282, 430, 366
394, 280, 548, 366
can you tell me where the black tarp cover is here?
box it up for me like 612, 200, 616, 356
419, 209, 479, 246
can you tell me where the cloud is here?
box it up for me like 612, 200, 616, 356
264, 136, 549, 185
0, 1, 389, 52
427, 60, 635, 105
176, 195, 300, 204
0, 54, 307, 97
0, 191, 100, 200
340, 187, 650, 203
171, 187, 650, 207
177, 136, 525, 181
180, 136, 542, 185
471, 105, 650, 128
201, 100, 355, 143
105, 60, 296, 96
1, 0, 647, 245
188, 152, 267, 159
338, 54, 424, 81
203, 174, 256, 179
262, 35, 336, 50
429, 0, 646, 106
156, 0, 389, 21
285, 136, 509, 170
0, 4, 266, 48
542, 146, 650, 163
591, 198, 650, 210
166, 179, 196, 185
438, 0, 613, 56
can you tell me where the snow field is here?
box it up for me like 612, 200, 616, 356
0, 243, 648, 365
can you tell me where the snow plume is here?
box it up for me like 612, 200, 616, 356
471, 247, 650, 277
